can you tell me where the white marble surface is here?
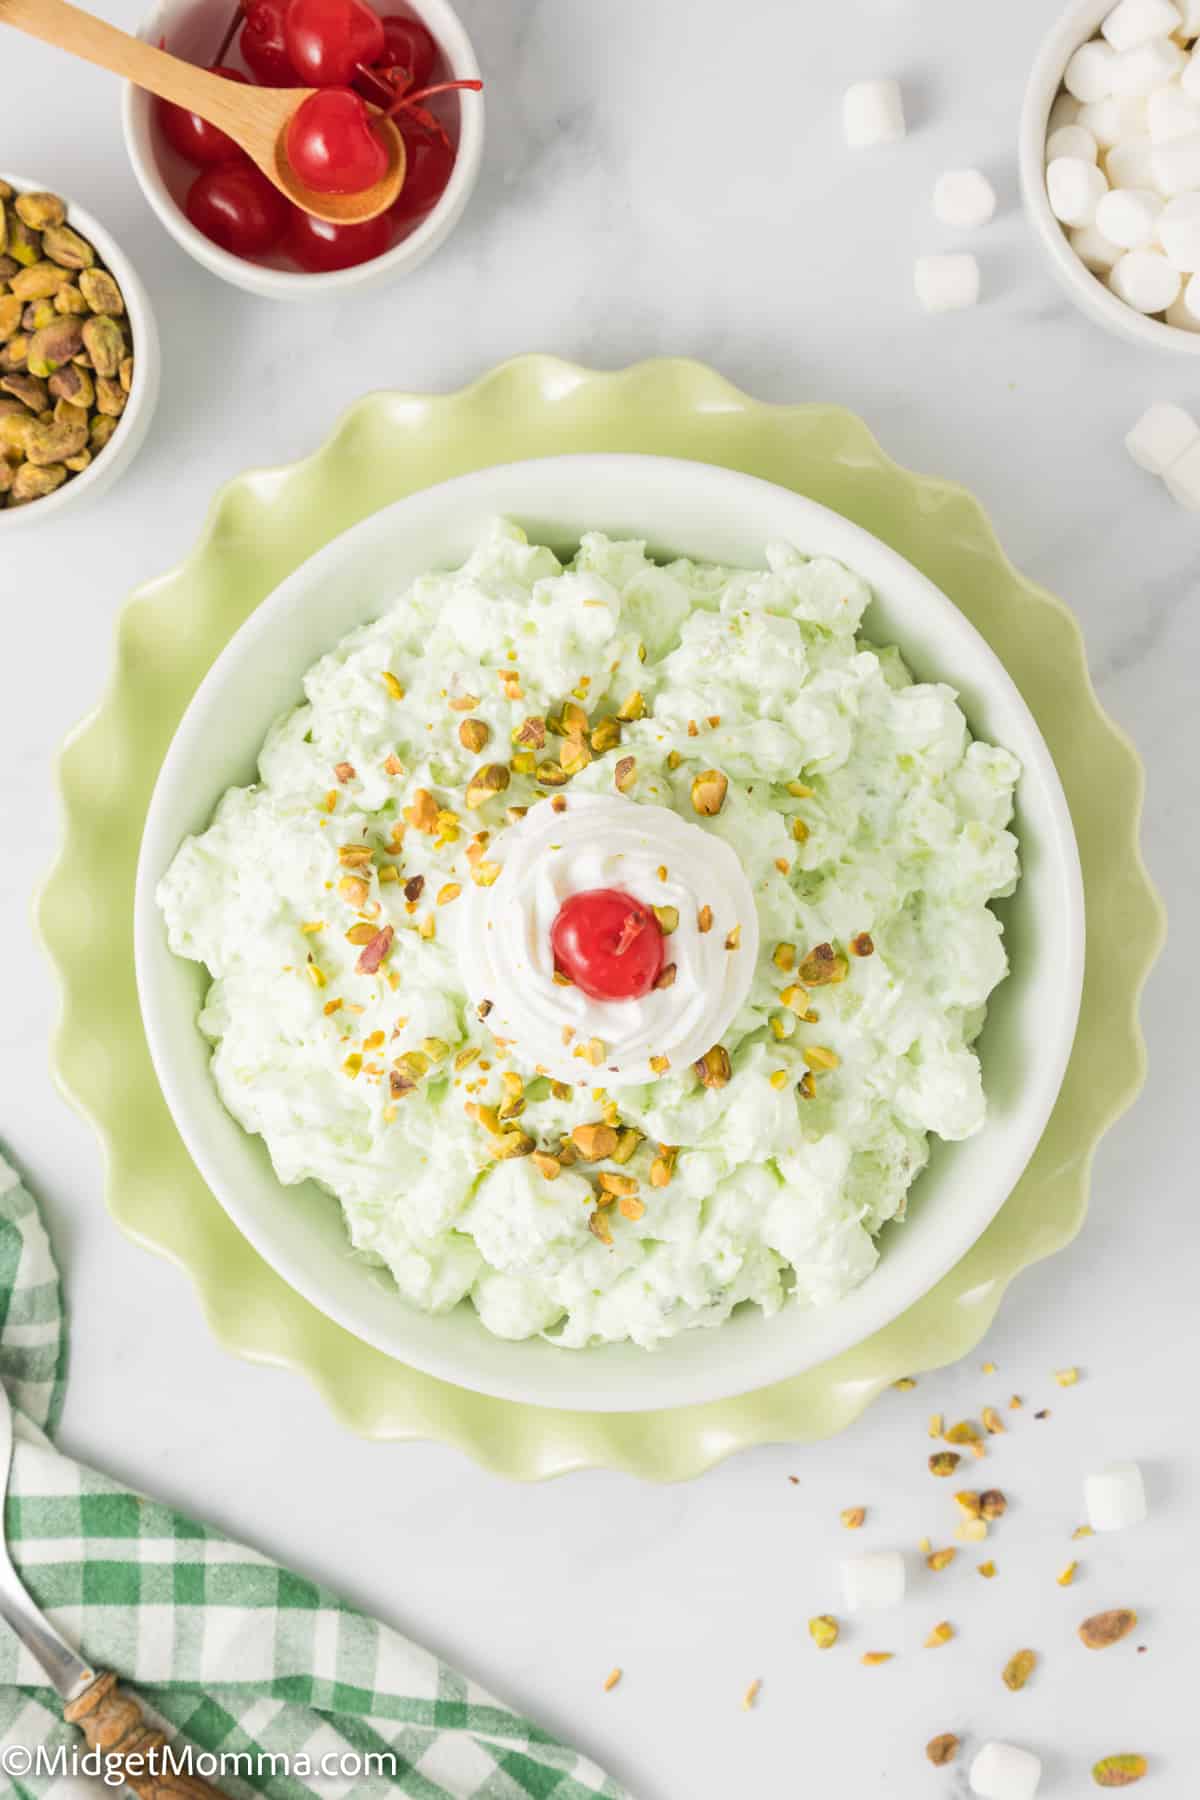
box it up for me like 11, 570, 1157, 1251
1, 1, 1196, 1795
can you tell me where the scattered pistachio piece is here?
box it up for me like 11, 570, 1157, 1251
1002, 1648, 1037, 1691
840, 1507, 866, 1530
924, 1621, 954, 1648
1057, 1562, 1078, 1587
925, 1734, 960, 1768
929, 1453, 961, 1478
1079, 1609, 1137, 1650
860, 1652, 893, 1667
1092, 1754, 1148, 1788
808, 1615, 839, 1651
602, 1668, 622, 1693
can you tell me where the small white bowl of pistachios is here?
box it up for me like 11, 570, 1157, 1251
0, 174, 160, 529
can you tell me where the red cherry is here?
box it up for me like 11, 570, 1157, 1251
240, 0, 301, 84
286, 87, 389, 193
284, 0, 384, 87
156, 66, 249, 167
377, 13, 436, 85
551, 889, 665, 1002
285, 204, 392, 268
391, 106, 454, 222
186, 162, 289, 256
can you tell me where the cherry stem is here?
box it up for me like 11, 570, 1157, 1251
385, 78, 483, 120
214, 1, 241, 67
354, 59, 399, 103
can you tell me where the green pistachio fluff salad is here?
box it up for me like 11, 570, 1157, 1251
158, 519, 1020, 1350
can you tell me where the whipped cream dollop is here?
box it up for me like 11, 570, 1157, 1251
457, 794, 759, 1087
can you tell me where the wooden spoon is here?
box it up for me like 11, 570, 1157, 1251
0, 0, 405, 225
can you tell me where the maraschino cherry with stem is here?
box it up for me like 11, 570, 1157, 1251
551, 890, 666, 1002
287, 76, 479, 200
284, 0, 384, 87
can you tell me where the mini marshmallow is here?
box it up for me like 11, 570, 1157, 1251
1065, 39, 1118, 102
1147, 82, 1199, 142
1159, 190, 1200, 265
1078, 93, 1148, 146
1106, 132, 1160, 186
839, 1550, 906, 1612
1110, 37, 1187, 96
1109, 245, 1182, 306
1047, 123, 1100, 162
933, 169, 997, 228
969, 1742, 1042, 1800
914, 252, 980, 312
1102, 0, 1182, 52
1150, 130, 1200, 189
1097, 185, 1164, 244
1165, 289, 1200, 324
1164, 436, 1200, 505
1048, 156, 1110, 225
843, 79, 906, 148
1070, 219, 1124, 268
1085, 1460, 1149, 1529
1125, 401, 1199, 469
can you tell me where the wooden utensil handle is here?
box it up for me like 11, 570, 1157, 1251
65, 1672, 232, 1800
0, 0, 250, 130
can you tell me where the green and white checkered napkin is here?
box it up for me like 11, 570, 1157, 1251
0, 1150, 627, 1800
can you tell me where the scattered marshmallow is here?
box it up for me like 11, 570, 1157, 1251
933, 169, 997, 229
1110, 36, 1187, 94
843, 79, 906, 149
1065, 39, 1118, 101
914, 252, 981, 312
1078, 94, 1148, 146
1164, 435, 1200, 504
1159, 190, 1200, 265
1147, 82, 1200, 142
839, 1550, 906, 1612
1125, 401, 1199, 468
969, 1741, 1042, 1800
1150, 129, 1200, 188
1106, 131, 1160, 186
1109, 244, 1184, 305
1047, 155, 1109, 226
1046, 123, 1099, 162
1084, 1459, 1149, 1530
1102, 0, 1182, 52
1070, 219, 1124, 269
1096, 184, 1164, 244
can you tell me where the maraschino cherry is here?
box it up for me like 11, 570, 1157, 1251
551, 890, 665, 1002
285, 86, 390, 194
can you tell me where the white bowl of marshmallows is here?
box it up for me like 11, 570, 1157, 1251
1021, 0, 1200, 351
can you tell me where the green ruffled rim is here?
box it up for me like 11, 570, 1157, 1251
36, 357, 1165, 1480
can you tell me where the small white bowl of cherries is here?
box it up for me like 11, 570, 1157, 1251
123, 0, 484, 298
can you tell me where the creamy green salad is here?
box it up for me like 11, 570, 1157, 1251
158, 520, 1020, 1350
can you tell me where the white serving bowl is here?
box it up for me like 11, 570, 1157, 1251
134, 455, 1085, 1413
1020, 0, 1200, 355
0, 174, 160, 533
122, 0, 483, 301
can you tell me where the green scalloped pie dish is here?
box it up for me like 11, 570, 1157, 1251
37, 357, 1164, 1479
